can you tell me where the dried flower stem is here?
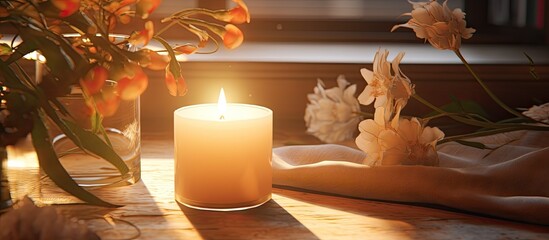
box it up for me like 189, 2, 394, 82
454, 49, 523, 118
413, 93, 549, 143
438, 126, 528, 144
412, 94, 496, 128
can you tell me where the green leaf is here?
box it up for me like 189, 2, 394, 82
153, 36, 180, 73
523, 52, 539, 80
5, 41, 37, 65
17, 25, 91, 86
454, 140, 490, 149
0, 43, 12, 55
31, 113, 120, 207
0, 60, 31, 91
38, 97, 129, 176
64, 120, 125, 171
425, 97, 490, 119
153, 36, 186, 95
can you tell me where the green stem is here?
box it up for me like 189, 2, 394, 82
440, 127, 524, 144
174, 18, 226, 36
454, 49, 523, 118
413, 94, 496, 128
423, 112, 468, 122
353, 111, 374, 118
155, 21, 177, 37
164, 8, 217, 20
158, 8, 225, 37
440, 123, 549, 144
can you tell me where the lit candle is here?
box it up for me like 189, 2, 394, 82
174, 89, 272, 211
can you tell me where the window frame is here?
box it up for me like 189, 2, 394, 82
181, 0, 549, 44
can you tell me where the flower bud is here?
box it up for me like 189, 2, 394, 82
173, 45, 197, 55
228, 0, 250, 24
222, 24, 243, 50
136, 0, 162, 19
90, 87, 121, 117
128, 21, 154, 47
80, 65, 108, 95
50, 0, 81, 17
116, 64, 148, 100
213, 0, 250, 24
136, 49, 170, 70
165, 69, 187, 96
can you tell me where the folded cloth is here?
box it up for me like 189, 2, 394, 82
272, 131, 549, 225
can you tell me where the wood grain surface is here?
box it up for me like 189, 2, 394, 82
8, 124, 549, 239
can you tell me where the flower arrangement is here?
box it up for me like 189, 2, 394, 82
305, 0, 548, 166
0, 0, 250, 206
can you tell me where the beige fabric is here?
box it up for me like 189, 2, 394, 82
272, 131, 549, 225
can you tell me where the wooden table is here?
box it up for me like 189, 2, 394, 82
45, 129, 547, 240
10, 123, 549, 239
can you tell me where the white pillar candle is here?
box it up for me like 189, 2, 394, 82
174, 90, 272, 211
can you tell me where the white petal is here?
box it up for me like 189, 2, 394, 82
358, 119, 382, 138
373, 107, 386, 128
360, 68, 374, 84
358, 86, 375, 106
336, 75, 349, 89
411, 8, 435, 25
397, 118, 421, 142
379, 129, 407, 151
419, 126, 445, 145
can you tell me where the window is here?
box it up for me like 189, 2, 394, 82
147, 0, 547, 44
244, 0, 464, 21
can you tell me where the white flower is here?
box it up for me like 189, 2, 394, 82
358, 49, 414, 128
379, 117, 444, 166
522, 103, 549, 123
305, 75, 361, 143
355, 108, 386, 165
392, 0, 476, 51
356, 109, 444, 166
0, 197, 98, 240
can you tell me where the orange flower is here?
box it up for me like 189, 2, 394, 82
80, 65, 108, 95
128, 21, 154, 47
116, 64, 148, 100
173, 45, 197, 55
229, 0, 250, 24
165, 70, 187, 96
92, 88, 121, 117
137, 49, 170, 70
51, 0, 80, 17
136, 0, 162, 19
214, 0, 250, 24
105, 3, 132, 30
222, 24, 243, 50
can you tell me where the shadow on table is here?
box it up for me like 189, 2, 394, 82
273, 186, 549, 236
179, 199, 321, 240
51, 180, 164, 239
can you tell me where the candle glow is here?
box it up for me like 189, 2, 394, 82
218, 88, 227, 120
174, 89, 273, 211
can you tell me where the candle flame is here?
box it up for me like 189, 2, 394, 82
218, 88, 226, 120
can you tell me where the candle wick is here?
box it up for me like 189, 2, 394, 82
220, 115, 225, 120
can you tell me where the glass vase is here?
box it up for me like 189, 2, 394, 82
46, 81, 141, 187
35, 34, 140, 188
